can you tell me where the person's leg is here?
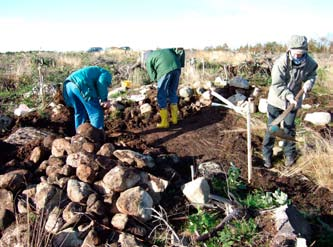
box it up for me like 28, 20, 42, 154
167, 69, 181, 124
167, 69, 181, 105
283, 109, 298, 165
262, 104, 282, 167
84, 98, 104, 129
157, 74, 168, 109
156, 74, 169, 128
65, 82, 88, 129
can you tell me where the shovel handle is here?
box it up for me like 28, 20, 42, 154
294, 87, 305, 101
270, 88, 304, 126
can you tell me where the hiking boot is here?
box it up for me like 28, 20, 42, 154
285, 155, 297, 166
263, 158, 272, 168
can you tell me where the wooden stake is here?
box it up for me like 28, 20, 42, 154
247, 98, 252, 183
38, 64, 45, 108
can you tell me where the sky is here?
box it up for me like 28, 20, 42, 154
1, 0, 332, 52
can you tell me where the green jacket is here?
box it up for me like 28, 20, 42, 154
267, 52, 318, 110
145, 48, 185, 82
63, 66, 112, 106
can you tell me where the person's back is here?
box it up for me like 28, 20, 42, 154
65, 66, 111, 102
145, 49, 182, 82
63, 66, 112, 130
143, 48, 185, 128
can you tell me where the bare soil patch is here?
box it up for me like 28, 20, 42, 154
1, 88, 333, 246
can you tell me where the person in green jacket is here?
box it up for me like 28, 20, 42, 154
262, 35, 318, 168
63, 66, 112, 130
142, 48, 185, 128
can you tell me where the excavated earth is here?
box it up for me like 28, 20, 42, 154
0, 87, 332, 246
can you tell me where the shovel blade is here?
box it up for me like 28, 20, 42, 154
269, 125, 296, 142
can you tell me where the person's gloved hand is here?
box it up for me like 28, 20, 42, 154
303, 80, 312, 93
286, 94, 297, 108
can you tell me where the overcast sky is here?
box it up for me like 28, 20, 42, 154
1, 0, 332, 52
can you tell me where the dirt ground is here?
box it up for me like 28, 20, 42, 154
102, 92, 333, 233
1, 88, 333, 245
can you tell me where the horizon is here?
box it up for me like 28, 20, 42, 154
1, 0, 332, 53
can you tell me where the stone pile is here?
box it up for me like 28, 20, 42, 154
0, 123, 173, 247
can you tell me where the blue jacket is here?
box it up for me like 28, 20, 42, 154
63, 66, 112, 105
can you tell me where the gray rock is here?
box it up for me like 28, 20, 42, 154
67, 179, 93, 203
181, 177, 210, 204
96, 143, 116, 157
113, 149, 155, 168
116, 186, 153, 221
102, 166, 141, 192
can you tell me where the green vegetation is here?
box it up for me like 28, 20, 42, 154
188, 208, 219, 234
226, 164, 247, 192
187, 166, 290, 246
187, 208, 258, 247
207, 218, 258, 247
317, 67, 328, 82
211, 166, 289, 209
108, 90, 127, 99
242, 189, 289, 209
211, 164, 247, 197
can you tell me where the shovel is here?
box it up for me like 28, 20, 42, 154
269, 88, 305, 141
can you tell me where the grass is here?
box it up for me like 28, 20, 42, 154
282, 128, 333, 191
11, 207, 53, 247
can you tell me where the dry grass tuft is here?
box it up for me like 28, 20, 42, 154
57, 54, 82, 68
104, 48, 139, 62
283, 128, 333, 191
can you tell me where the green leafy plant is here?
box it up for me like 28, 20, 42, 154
210, 165, 246, 198
272, 189, 289, 205
188, 208, 219, 235
211, 177, 225, 194
206, 218, 258, 247
242, 189, 289, 209
227, 165, 246, 192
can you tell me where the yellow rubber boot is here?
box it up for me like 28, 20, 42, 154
170, 104, 178, 124
157, 109, 169, 128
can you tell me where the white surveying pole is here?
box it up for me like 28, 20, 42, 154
247, 98, 252, 183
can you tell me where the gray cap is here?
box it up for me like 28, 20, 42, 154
288, 35, 308, 51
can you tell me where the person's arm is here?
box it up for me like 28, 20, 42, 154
270, 56, 293, 101
146, 57, 157, 82
96, 69, 112, 102
303, 59, 318, 92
